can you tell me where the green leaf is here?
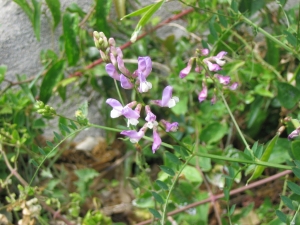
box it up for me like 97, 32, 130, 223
293, 168, 300, 179
165, 152, 181, 165
121, 3, 154, 20
113, 0, 125, 18
171, 95, 188, 115
148, 208, 162, 219
294, 160, 300, 168
13, 0, 33, 22
155, 180, 169, 190
277, 82, 300, 109
265, 37, 279, 67
46, 141, 54, 148
53, 131, 62, 142
130, 0, 165, 42
127, 177, 139, 189
69, 120, 78, 130
95, 0, 110, 36
32, 0, 41, 41
276, 210, 287, 223
38, 147, 46, 155
248, 134, 279, 182
63, 13, 80, 66
151, 192, 164, 204
281, 195, 295, 210
173, 145, 189, 158
59, 123, 71, 135
39, 60, 65, 103
74, 168, 99, 182
182, 165, 203, 183
287, 181, 300, 195
291, 141, 300, 161
45, 0, 61, 29
159, 166, 175, 176
0, 65, 7, 84
284, 30, 297, 47
200, 122, 228, 144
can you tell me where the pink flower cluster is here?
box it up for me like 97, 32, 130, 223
94, 31, 179, 153
179, 49, 238, 104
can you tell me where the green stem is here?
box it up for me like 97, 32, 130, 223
29, 126, 88, 186
240, 15, 300, 60
114, 79, 125, 106
160, 155, 194, 224
193, 152, 291, 170
220, 92, 251, 151
89, 123, 291, 170
291, 204, 300, 224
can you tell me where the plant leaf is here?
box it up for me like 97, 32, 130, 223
121, 3, 154, 20
155, 180, 169, 190
13, 0, 33, 22
165, 152, 181, 165
248, 134, 279, 182
130, 0, 165, 42
95, 0, 110, 36
39, 60, 65, 103
148, 208, 162, 219
277, 82, 300, 109
63, 13, 80, 66
159, 166, 175, 176
32, 0, 41, 41
287, 181, 300, 195
151, 192, 164, 204
45, 0, 61, 29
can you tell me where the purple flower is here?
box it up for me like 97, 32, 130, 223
229, 82, 238, 90
213, 51, 227, 66
152, 127, 162, 153
215, 74, 230, 85
138, 71, 152, 93
151, 86, 179, 108
121, 125, 147, 143
120, 74, 134, 89
211, 94, 217, 105
134, 57, 153, 93
179, 58, 194, 79
137, 56, 152, 77
106, 98, 123, 118
122, 106, 140, 126
145, 105, 157, 129
106, 99, 140, 126
117, 56, 130, 76
204, 60, 222, 72
201, 48, 210, 56
198, 82, 208, 103
106, 63, 120, 81
288, 128, 300, 140
161, 120, 179, 132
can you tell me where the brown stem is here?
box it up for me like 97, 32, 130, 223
69, 7, 195, 77
135, 170, 292, 225
0, 145, 75, 225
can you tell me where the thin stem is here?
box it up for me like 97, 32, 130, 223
240, 14, 300, 60
160, 155, 193, 224
291, 204, 300, 225
136, 170, 292, 225
220, 92, 251, 151
89, 123, 291, 169
29, 126, 88, 186
114, 79, 125, 106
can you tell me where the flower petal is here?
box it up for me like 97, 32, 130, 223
105, 64, 120, 80
161, 86, 173, 107
138, 56, 152, 77
120, 74, 134, 89
152, 127, 161, 153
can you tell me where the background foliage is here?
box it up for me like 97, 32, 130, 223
1, 0, 300, 224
